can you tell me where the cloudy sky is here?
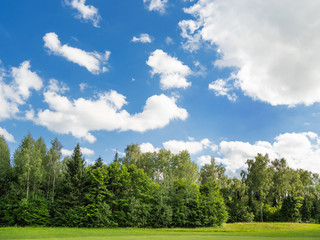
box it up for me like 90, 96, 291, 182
1, 0, 320, 176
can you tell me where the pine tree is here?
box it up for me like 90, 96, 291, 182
0, 136, 11, 196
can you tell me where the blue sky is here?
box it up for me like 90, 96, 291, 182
1, 0, 320, 175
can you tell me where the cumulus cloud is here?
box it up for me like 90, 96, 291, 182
140, 142, 160, 153
209, 78, 237, 101
197, 155, 212, 166
66, 0, 101, 27
142, 137, 217, 155
61, 148, 73, 156
81, 147, 95, 155
216, 132, 320, 176
143, 0, 168, 14
147, 49, 192, 89
30, 83, 188, 143
47, 79, 69, 94
138, 132, 320, 175
0, 61, 42, 120
163, 138, 217, 154
61, 147, 94, 156
0, 127, 15, 142
43, 32, 110, 75
131, 33, 153, 43
180, 0, 320, 106
178, 19, 203, 52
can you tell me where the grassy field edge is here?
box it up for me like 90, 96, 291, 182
0, 223, 319, 240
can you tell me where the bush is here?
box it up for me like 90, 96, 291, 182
14, 198, 49, 226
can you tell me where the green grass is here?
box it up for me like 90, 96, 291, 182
0, 223, 319, 240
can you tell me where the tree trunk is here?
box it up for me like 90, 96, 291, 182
52, 168, 55, 203
26, 166, 30, 201
33, 181, 36, 200
47, 175, 51, 199
260, 198, 263, 222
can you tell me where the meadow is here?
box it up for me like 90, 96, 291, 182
0, 223, 320, 240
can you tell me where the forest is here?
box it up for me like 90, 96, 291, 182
0, 133, 319, 227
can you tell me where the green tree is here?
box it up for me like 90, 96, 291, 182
64, 143, 86, 205
84, 164, 114, 227
200, 157, 227, 188
169, 179, 201, 227
242, 154, 273, 222
154, 149, 171, 181
53, 144, 87, 226
93, 156, 104, 169
200, 182, 228, 226
106, 162, 154, 227
31, 138, 46, 199
14, 198, 49, 226
43, 138, 62, 203
0, 136, 11, 196
121, 144, 141, 166
223, 178, 254, 223
281, 196, 303, 222
170, 151, 198, 183
271, 158, 291, 203
151, 180, 173, 227
13, 133, 44, 200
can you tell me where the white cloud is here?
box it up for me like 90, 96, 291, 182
147, 49, 192, 89
30, 84, 188, 143
11, 61, 43, 99
48, 79, 69, 93
163, 138, 217, 154
140, 142, 160, 153
143, 0, 168, 14
216, 132, 320, 176
193, 61, 206, 77
79, 83, 88, 92
209, 78, 237, 101
178, 19, 202, 52
81, 147, 95, 156
197, 155, 212, 166
43, 32, 110, 75
131, 33, 153, 43
180, 0, 320, 106
0, 127, 15, 142
218, 140, 276, 176
200, 138, 218, 151
0, 61, 42, 120
140, 137, 217, 155
66, 0, 101, 27
165, 37, 174, 45
61, 148, 73, 156
61, 147, 94, 156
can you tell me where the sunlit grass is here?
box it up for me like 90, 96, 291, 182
0, 223, 319, 240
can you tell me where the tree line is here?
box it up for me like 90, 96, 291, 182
0, 133, 319, 227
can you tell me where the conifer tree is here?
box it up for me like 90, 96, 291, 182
0, 136, 11, 196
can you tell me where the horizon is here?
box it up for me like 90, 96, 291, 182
1, 0, 320, 177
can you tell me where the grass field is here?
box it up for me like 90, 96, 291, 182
0, 223, 319, 240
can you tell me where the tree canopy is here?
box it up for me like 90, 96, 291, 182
0, 133, 319, 227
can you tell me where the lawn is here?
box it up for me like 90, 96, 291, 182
0, 223, 319, 240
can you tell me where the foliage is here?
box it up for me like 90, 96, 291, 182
0, 136, 320, 227
0, 136, 11, 196
14, 198, 49, 226
242, 154, 273, 222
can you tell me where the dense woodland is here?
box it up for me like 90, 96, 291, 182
0, 133, 319, 227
